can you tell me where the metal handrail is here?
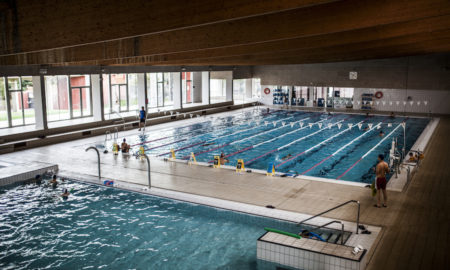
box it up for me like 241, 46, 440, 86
85, 146, 101, 182
297, 200, 360, 234
112, 110, 126, 131
104, 131, 112, 145
139, 153, 151, 188
307, 220, 345, 245
114, 127, 119, 140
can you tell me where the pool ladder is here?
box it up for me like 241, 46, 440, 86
296, 200, 361, 244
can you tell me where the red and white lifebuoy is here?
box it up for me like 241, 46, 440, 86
375, 91, 383, 99
264, 88, 271, 95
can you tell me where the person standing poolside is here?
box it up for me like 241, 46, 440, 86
138, 106, 146, 131
374, 154, 390, 208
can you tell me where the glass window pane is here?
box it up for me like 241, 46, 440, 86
210, 79, 226, 104
45, 76, 70, 122
102, 74, 110, 115
70, 75, 90, 87
111, 74, 126, 84
82, 87, 91, 116
8, 77, 21, 91
0, 78, 7, 128
120, 85, 128, 112
147, 73, 157, 108
163, 73, 173, 106
128, 74, 138, 111
22, 76, 35, 125
71, 88, 81, 118
10, 91, 24, 126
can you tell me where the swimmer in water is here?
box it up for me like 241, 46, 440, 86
379, 130, 385, 138
202, 142, 215, 147
50, 175, 58, 189
61, 188, 70, 198
281, 154, 292, 160
34, 174, 42, 185
220, 152, 229, 164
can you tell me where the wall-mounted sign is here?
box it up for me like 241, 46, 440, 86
349, 71, 357, 80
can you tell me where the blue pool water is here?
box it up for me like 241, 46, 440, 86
0, 180, 329, 269
104, 110, 429, 184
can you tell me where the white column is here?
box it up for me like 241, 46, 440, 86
172, 72, 181, 109
201, 71, 209, 105
137, 73, 146, 109
91, 74, 103, 121
32, 76, 45, 129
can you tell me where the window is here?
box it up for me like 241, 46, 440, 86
110, 74, 128, 112
128, 74, 139, 111
147, 72, 175, 108
210, 79, 226, 104
182, 72, 193, 104
45, 76, 70, 122
252, 78, 261, 99
0, 78, 6, 128
69, 75, 92, 118
102, 74, 111, 114
4, 76, 35, 126
233, 79, 245, 103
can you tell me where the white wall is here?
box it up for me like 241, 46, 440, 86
353, 88, 450, 114
201, 71, 209, 105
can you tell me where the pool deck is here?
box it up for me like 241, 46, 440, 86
0, 108, 447, 270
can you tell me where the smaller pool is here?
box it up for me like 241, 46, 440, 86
0, 179, 350, 270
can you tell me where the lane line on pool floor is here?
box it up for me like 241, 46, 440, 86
336, 120, 406, 180
275, 118, 364, 169
300, 122, 383, 175
243, 115, 341, 166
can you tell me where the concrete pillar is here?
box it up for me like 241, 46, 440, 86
192, 72, 202, 103
32, 76, 46, 129
137, 73, 146, 110
201, 71, 209, 105
91, 74, 103, 121
245, 79, 252, 99
172, 72, 181, 109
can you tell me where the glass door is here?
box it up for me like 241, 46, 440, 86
157, 73, 164, 107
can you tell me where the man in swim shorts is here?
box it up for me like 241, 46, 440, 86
375, 154, 390, 208
138, 106, 146, 131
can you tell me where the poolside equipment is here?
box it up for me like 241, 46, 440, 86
371, 180, 377, 196
213, 156, 220, 168
264, 227, 301, 239
112, 142, 119, 155
170, 149, 176, 160
188, 152, 197, 165
103, 180, 114, 186
267, 163, 275, 176
375, 91, 383, 99
236, 159, 245, 173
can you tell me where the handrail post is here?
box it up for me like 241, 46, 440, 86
85, 146, 101, 182
140, 153, 151, 188
356, 201, 360, 234
341, 222, 345, 245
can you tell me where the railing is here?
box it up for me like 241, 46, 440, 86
85, 146, 101, 182
139, 153, 151, 188
111, 110, 126, 131
296, 200, 360, 235
307, 220, 345, 245
104, 131, 112, 145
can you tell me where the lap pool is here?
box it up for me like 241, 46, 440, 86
101, 110, 429, 184
0, 180, 347, 269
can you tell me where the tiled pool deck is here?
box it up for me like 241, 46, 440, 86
0, 107, 447, 270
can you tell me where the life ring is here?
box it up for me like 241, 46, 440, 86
375, 91, 383, 99
264, 88, 271, 95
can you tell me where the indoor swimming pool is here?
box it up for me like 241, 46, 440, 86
102, 110, 429, 184
0, 179, 347, 270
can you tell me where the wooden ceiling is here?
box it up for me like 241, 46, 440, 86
0, 0, 449, 66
